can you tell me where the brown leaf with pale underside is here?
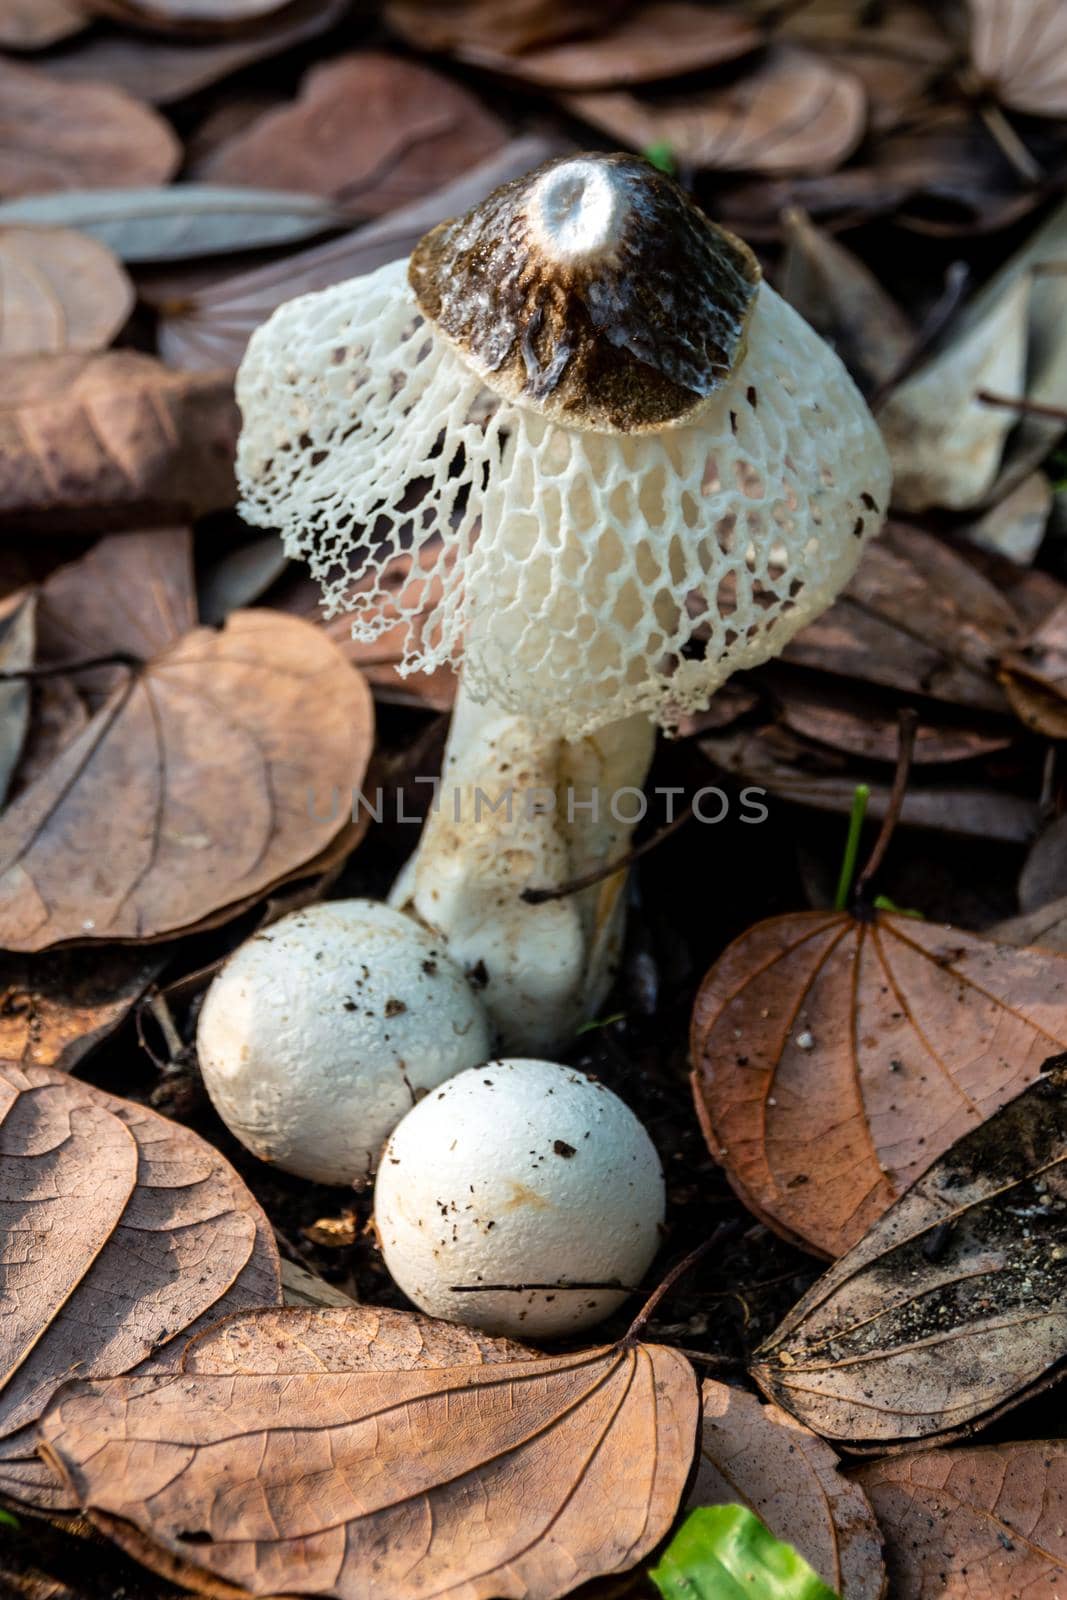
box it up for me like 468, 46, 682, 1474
0, 351, 238, 531
854, 1441, 1067, 1598
0, 1061, 281, 1511
691, 910, 1067, 1257
969, 0, 1067, 117
0, 606, 373, 949
751, 1065, 1067, 1448
0, 58, 179, 197
195, 53, 506, 217
566, 48, 865, 176
689, 1382, 886, 1598
40, 1316, 696, 1600
457, 4, 760, 90
0, 227, 132, 356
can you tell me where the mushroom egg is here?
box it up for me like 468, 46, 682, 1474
196, 900, 492, 1185
374, 1058, 665, 1337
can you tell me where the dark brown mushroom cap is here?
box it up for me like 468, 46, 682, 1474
408, 152, 761, 434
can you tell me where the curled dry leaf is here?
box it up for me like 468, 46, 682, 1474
751, 1064, 1067, 1448
969, 0, 1067, 117
0, 58, 179, 197
155, 136, 560, 370
0, 226, 133, 356
0, 186, 346, 264
0, 1060, 281, 1511
689, 1382, 886, 1599
40, 1306, 697, 1600
691, 909, 1067, 1258
41, 0, 350, 105
0, 948, 166, 1072
0, 351, 238, 532
779, 209, 913, 395
566, 48, 866, 176
877, 276, 1031, 513
458, 4, 760, 89
195, 53, 506, 216
0, 0, 88, 50
854, 1440, 1067, 1598
0, 609, 373, 949
383, 0, 619, 56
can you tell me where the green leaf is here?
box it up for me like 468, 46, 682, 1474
649, 1506, 840, 1600
0, 1507, 19, 1530
643, 140, 677, 175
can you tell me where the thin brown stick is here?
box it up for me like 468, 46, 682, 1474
623, 1219, 742, 1344
869, 261, 970, 410
520, 804, 694, 906
854, 708, 919, 899
976, 389, 1067, 423
978, 101, 1044, 185
0, 651, 141, 683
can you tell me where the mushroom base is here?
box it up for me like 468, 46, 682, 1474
389, 681, 655, 1053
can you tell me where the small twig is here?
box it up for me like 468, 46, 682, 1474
148, 992, 184, 1066
0, 650, 142, 683
976, 389, 1067, 424
869, 261, 970, 409
854, 709, 919, 901
623, 1220, 742, 1344
520, 804, 694, 906
977, 101, 1044, 185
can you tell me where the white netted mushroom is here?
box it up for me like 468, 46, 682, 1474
237, 153, 891, 1053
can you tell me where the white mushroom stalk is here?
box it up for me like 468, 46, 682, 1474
236, 154, 891, 1053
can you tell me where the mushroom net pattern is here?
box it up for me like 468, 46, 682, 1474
238, 257, 890, 737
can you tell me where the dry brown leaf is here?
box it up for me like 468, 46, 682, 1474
691, 909, 1067, 1257
779, 209, 913, 394
156, 136, 560, 370
458, 4, 760, 89
566, 47, 865, 176
384, 0, 619, 55
0, 606, 372, 949
85, 0, 292, 33
769, 677, 1011, 767
40, 1317, 697, 1600
0, 58, 179, 197
0, 351, 239, 532
0, 226, 133, 356
699, 724, 1036, 842
0, 1060, 281, 1511
194, 53, 506, 214
751, 1063, 1067, 1448
1001, 596, 1067, 738
854, 1441, 1067, 1598
969, 0, 1067, 117
689, 1382, 885, 1599
0, 0, 88, 50
0, 948, 166, 1071
42, 0, 349, 104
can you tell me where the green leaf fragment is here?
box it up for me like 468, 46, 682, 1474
649, 1505, 840, 1600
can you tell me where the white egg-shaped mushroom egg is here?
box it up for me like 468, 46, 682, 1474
374, 1058, 665, 1337
196, 900, 492, 1186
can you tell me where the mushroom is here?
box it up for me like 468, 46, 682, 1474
237, 153, 891, 1053
196, 900, 492, 1186
373, 1058, 665, 1337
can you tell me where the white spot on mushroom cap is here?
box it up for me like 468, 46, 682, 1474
236, 257, 890, 739
196, 900, 492, 1186
374, 1058, 665, 1338
527, 158, 626, 266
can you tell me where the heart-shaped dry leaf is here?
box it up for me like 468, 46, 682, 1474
689, 1382, 886, 1599
0, 1060, 281, 1511
751, 1064, 1067, 1449
0, 352, 239, 532
0, 225, 133, 356
40, 1306, 697, 1600
854, 1440, 1067, 1597
691, 910, 1067, 1258
0, 606, 372, 948
969, 0, 1067, 117
566, 48, 866, 176
194, 53, 506, 216
0, 57, 179, 197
